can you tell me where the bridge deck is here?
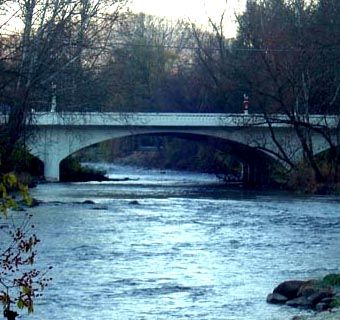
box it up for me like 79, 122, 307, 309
0, 112, 337, 128
26, 112, 338, 128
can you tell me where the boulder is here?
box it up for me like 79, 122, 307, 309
268, 274, 340, 316
267, 293, 288, 304
297, 283, 318, 297
307, 290, 334, 308
273, 280, 307, 300
320, 297, 334, 305
315, 302, 329, 312
82, 200, 95, 205
286, 296, 311, 308
129, 200, 140, 205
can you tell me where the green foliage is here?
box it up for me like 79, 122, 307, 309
0, 173, 50, 318
321, 274, 340, 309
0, 173, 32, 217
322, 274, 340, 286
329, 297, 340, 309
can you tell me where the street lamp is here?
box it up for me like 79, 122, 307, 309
243, 93, 249, 115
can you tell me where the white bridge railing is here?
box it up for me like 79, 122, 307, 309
1, 112, 339, 128
31, 112, 340, 128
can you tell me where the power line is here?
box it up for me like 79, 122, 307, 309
1, 32, 339, 54
74, 38, 340, 53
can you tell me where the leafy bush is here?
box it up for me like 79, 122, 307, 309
322, 274, 340, 286
0, 173, 51, 319
330, 297, 340, 308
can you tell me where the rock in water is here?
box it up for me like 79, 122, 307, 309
286, 296, 311, 308
267, 275, 339, 313
129, 200, 140, 205
307, 290, 334, 308
266, 293, 288, 304
273, 280, 307, 300
82, 200, 95, 204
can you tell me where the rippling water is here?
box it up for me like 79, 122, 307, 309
21, 165, 340, 319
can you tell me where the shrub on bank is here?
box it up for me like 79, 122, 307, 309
287, 164, 317, 194
60, 158, 109, 182
286, 160, 340, 195
0, 173, 51, 319
322, 274, 340, 287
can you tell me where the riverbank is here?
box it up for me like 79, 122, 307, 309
267, 274, 340, 320
314, 183, 340, 195
293, 309, 340, 320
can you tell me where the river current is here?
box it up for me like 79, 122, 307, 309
22, 165, 340, 319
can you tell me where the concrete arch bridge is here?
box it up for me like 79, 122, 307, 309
26, 112, 338, 183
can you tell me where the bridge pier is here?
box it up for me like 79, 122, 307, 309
243, 163, 256, 187
43, 152, 60, 182
242, 162, 271, 188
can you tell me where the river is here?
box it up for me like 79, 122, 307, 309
22, 164, 340, 319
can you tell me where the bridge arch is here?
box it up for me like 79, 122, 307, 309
28, 126, 281, 184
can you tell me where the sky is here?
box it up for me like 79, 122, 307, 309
129, 0, 247, 38
1, 0, 246, 38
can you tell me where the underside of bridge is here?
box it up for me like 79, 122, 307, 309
151, 133, 281, 187
65, 132, 281, 187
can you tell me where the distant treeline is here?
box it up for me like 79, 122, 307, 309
1, 0, 338, 114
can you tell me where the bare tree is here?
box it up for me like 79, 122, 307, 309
234, 0, 340, 183
0, 0, 127, 173
94, 12, 192, 112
